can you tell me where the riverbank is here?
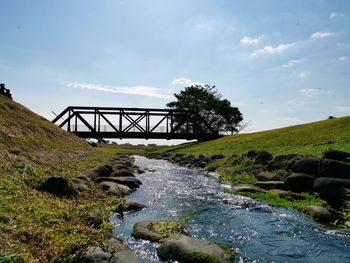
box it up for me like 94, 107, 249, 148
0, 147, 141, 262
147, 117, 350, 227
0, 96, 152, 261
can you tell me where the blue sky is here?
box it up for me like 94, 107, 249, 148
1, 0, 350, 143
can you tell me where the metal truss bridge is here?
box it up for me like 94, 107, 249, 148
52, 106, 219, 140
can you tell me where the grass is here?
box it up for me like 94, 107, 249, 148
226, 190, 326, 210
0, 96, 95, 168
0, 148, 131, 262
0, 96, 156, 261
156, 116, 350, 157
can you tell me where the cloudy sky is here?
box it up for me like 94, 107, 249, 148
1, 0, 349, 143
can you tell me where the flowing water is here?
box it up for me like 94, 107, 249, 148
111, 156, 350, 262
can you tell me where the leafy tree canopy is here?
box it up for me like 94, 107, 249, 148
167, 85, 243, 134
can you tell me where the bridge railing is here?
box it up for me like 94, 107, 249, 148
52, 106, 219, 140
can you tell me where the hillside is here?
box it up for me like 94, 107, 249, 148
161, 116, 350, 156
0, 95, 94, 168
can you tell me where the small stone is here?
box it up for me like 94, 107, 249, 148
231, 184, 266, 194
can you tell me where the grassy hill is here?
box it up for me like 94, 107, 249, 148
0, 95, 94, 168
160, 116, 350, 156
0, 96, 120, 262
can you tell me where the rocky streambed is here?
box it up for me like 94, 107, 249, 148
111, 156, 350, 262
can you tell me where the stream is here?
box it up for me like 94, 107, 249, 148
110, 156, 350, 262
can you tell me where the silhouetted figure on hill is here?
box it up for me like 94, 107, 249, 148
0, 83, 12, 99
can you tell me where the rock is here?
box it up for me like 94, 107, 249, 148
211, 154, 225, 160
82, 165, 113, 180
318, 159, 350, 180
299, 205, 341, 223
99, 181, 132, 196
247, 150, 273, 164
256, 171, 285, 181
75, 175, 91, 182
231, 184, 266, 194
84, 208, 103, 227
40, 176, 77, 197
71, 177, 91, 191
83, 239, 139, 263
124, 200, 147, 212
84, 246, 111, 262
313, 177, 350, 208
157, 235, 232, 263
287, 158, 320, 176
111, 164, 133, 172
110, 169, 135, 178
254, 181, 286, 190
274, 154, 300, 162
132, 220, 186, 242
105, 238, 139, 263
284, 173, 315, 193
269, 189, 304, 200
137, 169, 145, 174
267, 161, 288, 171
94, 177, 141, 190
323, 150, 350, 163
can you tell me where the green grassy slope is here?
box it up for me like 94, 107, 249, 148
163, 116, 350, 156
0, 96, 95, 168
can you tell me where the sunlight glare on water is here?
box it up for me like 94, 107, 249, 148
111, 156, 350, 263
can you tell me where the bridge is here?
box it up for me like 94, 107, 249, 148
52, 106, 220, 140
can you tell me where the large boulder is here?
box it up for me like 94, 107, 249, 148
287, 158, 320, 176
318, 159, 350, 180
94, 177, 141, 190
256, 171, 285, 181
323, 150, 350, 163
83, 238, 139, 263
247, 150, 273, 164
99, 181, 132, 196
110, 169, 135, 178
82, 165, 113, 180
132, 220, 187, 242
157, 235, 233, 263
111, 164, 133, 172
298, 205, 342, 223
40, 176, 77, 197
274, 154, 300, 162
284, 173, 315, 193
84, 246, 111, 262
313, 177, 350, 208
267, 161, 288, 171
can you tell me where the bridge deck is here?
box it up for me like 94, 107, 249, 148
52, 106, 219, 140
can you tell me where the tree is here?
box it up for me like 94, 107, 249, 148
167, 85, 243, 134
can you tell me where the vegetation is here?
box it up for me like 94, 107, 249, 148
167, 85, 243, 134
156, 115, 350, 157
226, 190, 326, 210
0, 97, 150, 262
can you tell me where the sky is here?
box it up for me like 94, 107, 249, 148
1, 0, 350, 144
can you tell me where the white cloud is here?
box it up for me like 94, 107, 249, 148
282, 58, 305, 68
311, 31, 335, 39
65, 81, 172, 99
335, 106, 350, 112
171, 78, 204, 87
338, 56, 348, 61
250, 43, 295, 57
298, 88, 320, 97
240, 35, 264, 46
